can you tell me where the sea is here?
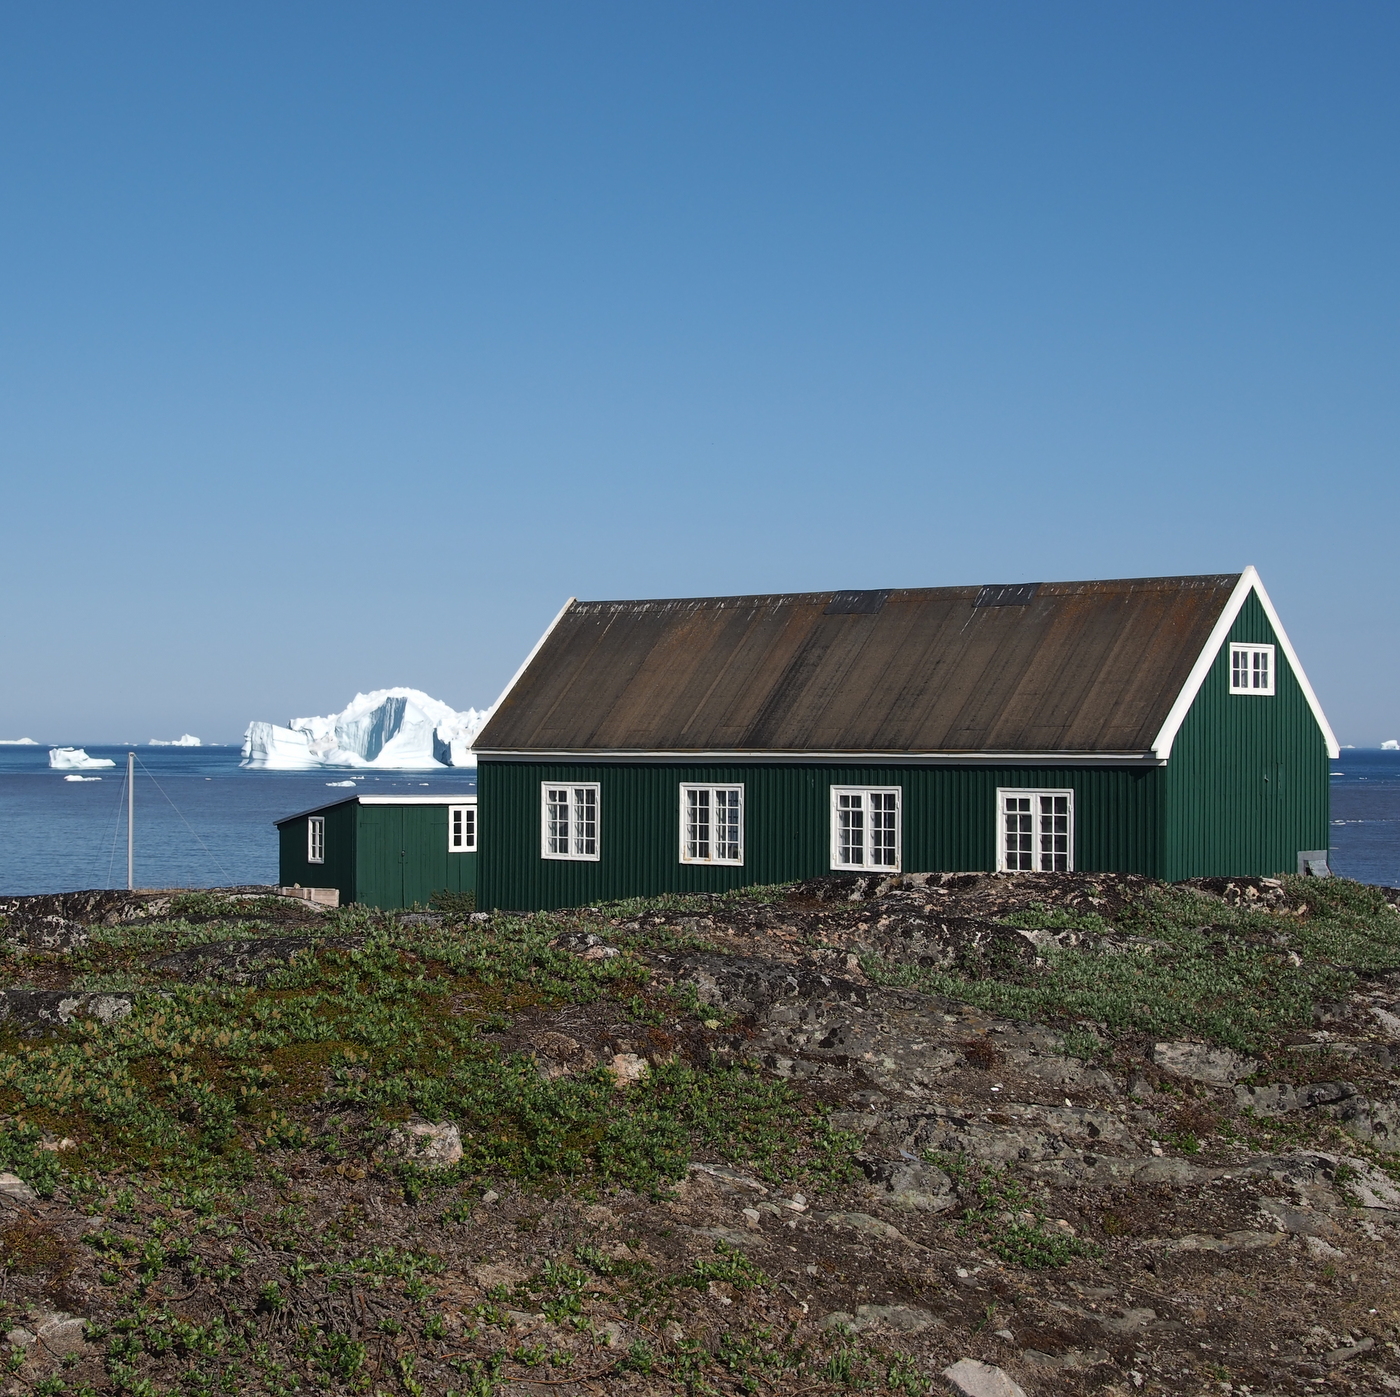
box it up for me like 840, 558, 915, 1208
0, 745, 475, 896
0, 745, 1396, 896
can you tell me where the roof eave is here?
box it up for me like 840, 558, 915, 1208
473, 748, 1167, 767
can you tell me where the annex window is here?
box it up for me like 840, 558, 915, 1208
830, 786, 901, 871
1229, 642, 1275, 695
998, 789, 1073, 872
680, 784, 744, 865
307, 817, 325, 865
448, 804, 476, 852
542, 783, 600, 860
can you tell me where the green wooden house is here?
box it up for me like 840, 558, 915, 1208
276, 794, 477, 910
471, 569, 1338, 911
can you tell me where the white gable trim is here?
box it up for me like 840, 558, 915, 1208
1150, 566, 1339, 761
473, 596, 578, 750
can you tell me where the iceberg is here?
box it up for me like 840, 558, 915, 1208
63, 774, 102, 782
241, 688, 488, 770
49, 747, 117, 770
1383, 739, 1398, 751
0, 738, 38, 745
148, 735, 201, 747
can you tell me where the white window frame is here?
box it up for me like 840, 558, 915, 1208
307, 816, 325, 865
1229, 642, 1275, 696
829, 786, 901, 871
997, 788, 1074, 873
541, 782, 601, 861
448, 803, 476, 853
679, 784, 745, 865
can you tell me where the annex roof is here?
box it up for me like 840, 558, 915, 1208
473, 569, 1338, 762
274, 793, 475, 827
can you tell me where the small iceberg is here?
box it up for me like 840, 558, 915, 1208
325, 779, 358, 787
0, 737, 38, 745
49, 747, 116, 770
1382, 739, 1398, 751
63, 774, 102, 782
148, 735, 201, 747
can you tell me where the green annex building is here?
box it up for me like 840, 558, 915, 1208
471, 569, 1339, 912
276, 794, 477, 910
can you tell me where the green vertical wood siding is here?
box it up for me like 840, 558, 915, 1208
278, 802, 477, 910
477, 762, 1165, 911
277, 800, 358, 901
1162, 592, 1329, 878
353, 805, 478, 910
356, 806, 405, 908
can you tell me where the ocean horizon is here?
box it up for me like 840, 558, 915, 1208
1, 743, 1395, 897
0, 744, 476, 895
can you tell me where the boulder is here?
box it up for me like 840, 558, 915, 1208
942, 1358, 1028, 1397
35, 1313, 89, 1357
390, 1118, 462, 1169
0, 1173, 38, 1205
608, 1052, 648, 1086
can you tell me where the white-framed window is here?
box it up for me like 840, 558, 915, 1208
448, 804, 476, 852
307, 816, 325, 865
998, 788, 1073, 872
680, 784, 744, 864
542, 783, 600, 860
830, 786, 901, 871
1229, 642, 1275, 695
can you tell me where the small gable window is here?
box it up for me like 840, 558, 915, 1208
542, 783, 600, 860
1230, 643, 1275, 695
998, 789, 1073, 872
830, 786, 901, 871
448, 804, 476, 852
307, 817, 325, 865
680, 784, 743, 864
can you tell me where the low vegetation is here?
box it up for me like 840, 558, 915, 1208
0, 873, 1393, 1395
861, 874, 1400, 1051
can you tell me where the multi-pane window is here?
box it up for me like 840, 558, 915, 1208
680, 785, 744, 864
830, 787, 901, 871
541, 783, 600, 860
998, 789, 1073, 872
1229, 643, 1275, 695
448, 804, 476, 852
307, 816, 325, 865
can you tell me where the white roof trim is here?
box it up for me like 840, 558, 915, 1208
1150, 566, 1339, 760
473, 596, 577, 750
275, 793, 475, 825
354, 795, 475, 806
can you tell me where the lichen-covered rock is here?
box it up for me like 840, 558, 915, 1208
0, 989, 133, 1032
819, 1303, 937, 1333
857, 1156, 955, 1212
1153, 1041, 1260, 1086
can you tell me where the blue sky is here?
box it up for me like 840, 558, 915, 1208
1, 3, 1396, 744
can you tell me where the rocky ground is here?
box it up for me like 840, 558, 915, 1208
0, 874, 1396, 1396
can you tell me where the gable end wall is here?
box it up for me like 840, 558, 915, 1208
1161, 591, 1330, 878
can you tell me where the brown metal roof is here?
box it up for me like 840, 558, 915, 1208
474, 573, 1243, 756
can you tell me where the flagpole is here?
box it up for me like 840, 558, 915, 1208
127, 751, 135, 891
